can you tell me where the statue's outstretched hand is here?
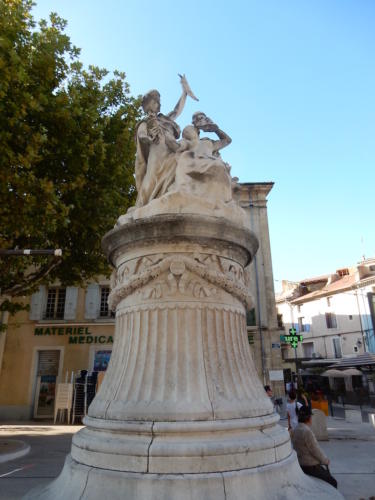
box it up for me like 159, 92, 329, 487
178, 74, 199, 101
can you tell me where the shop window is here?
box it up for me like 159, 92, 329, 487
325, 312, 337, 329
100, 287, 115, 318
34, 350, 61, 418
93, 350, 112, 371
45, 288, 66, 319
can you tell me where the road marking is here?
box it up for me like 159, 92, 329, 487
0, 464, 34, 478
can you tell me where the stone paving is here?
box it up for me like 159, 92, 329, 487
0, 418, 374, 500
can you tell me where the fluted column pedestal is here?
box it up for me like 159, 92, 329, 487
26, 214, 342, 499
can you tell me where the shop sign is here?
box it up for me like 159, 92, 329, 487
34, 326, 113, 345
269, 370, 284, 381
280, 334, 303, 349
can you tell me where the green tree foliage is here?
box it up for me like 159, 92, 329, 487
0, 0, 141, 306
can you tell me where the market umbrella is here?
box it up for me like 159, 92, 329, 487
343, 368, 363, 376
320, 369, 346, 377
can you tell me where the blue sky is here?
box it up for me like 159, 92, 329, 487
32, 0, 375, 290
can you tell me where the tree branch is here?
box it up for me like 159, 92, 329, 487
3, 258, 62, 297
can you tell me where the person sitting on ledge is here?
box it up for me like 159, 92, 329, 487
291, 407, 338, 489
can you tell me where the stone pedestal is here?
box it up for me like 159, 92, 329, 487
311, 409, 329, 441
26, 214, 342, 499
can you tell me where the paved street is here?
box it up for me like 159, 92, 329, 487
0, 424, 82, 500
0, 418, 374, 500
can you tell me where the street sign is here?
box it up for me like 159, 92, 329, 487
269, 370, 284, 381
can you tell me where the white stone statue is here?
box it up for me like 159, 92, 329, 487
135, 75, 198, 207
26, 76, 343, 500
128, 76, 250, 228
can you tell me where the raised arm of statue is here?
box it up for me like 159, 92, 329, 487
210, 125, 232, 154
192, 112, 232, 154
167, 74, 199, 121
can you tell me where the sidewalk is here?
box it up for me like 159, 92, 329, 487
0, 418, 374, 500
280, 416, 375, 499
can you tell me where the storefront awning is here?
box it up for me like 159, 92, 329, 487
329, 352, 375, 369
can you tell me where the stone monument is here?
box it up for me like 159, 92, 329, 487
26, 76, 342, 499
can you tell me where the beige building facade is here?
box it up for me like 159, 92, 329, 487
276, 258, 375, 360
0, 280, 115, 420
238, 183, 285, 398
0, 182, 285, 420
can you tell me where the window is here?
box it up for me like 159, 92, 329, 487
303, 342, 314, 358
277, 313, 283, 328
325, 312, 337, 329
337, 268, 349, 277
44, 288, 66, 319
246, 308, 256, 327
298, 317, 306, 332
332, 337, 342, 358
100, 287, 114, 317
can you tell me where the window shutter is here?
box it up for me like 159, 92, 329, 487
64, 287, 78, 320
37, 350, 60, 375
85, 284, 100, 319
29, 286, 47, 320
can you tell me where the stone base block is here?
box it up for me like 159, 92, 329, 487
25, 451, 343, 500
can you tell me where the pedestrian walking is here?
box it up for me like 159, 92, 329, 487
286, 390, 302, 433
297, 388, 311, 412
291, 407, 338, 489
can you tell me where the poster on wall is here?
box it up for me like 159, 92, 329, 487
94, 350, 112, 372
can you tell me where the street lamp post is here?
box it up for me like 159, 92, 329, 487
0, 249, 62, 256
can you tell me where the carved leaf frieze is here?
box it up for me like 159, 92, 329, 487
109, 254, 252, 310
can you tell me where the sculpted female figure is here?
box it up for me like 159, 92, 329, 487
135, 75, 198, 207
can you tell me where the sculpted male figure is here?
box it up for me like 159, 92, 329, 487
167, 112, 233, 203
191, 111, 232, 156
